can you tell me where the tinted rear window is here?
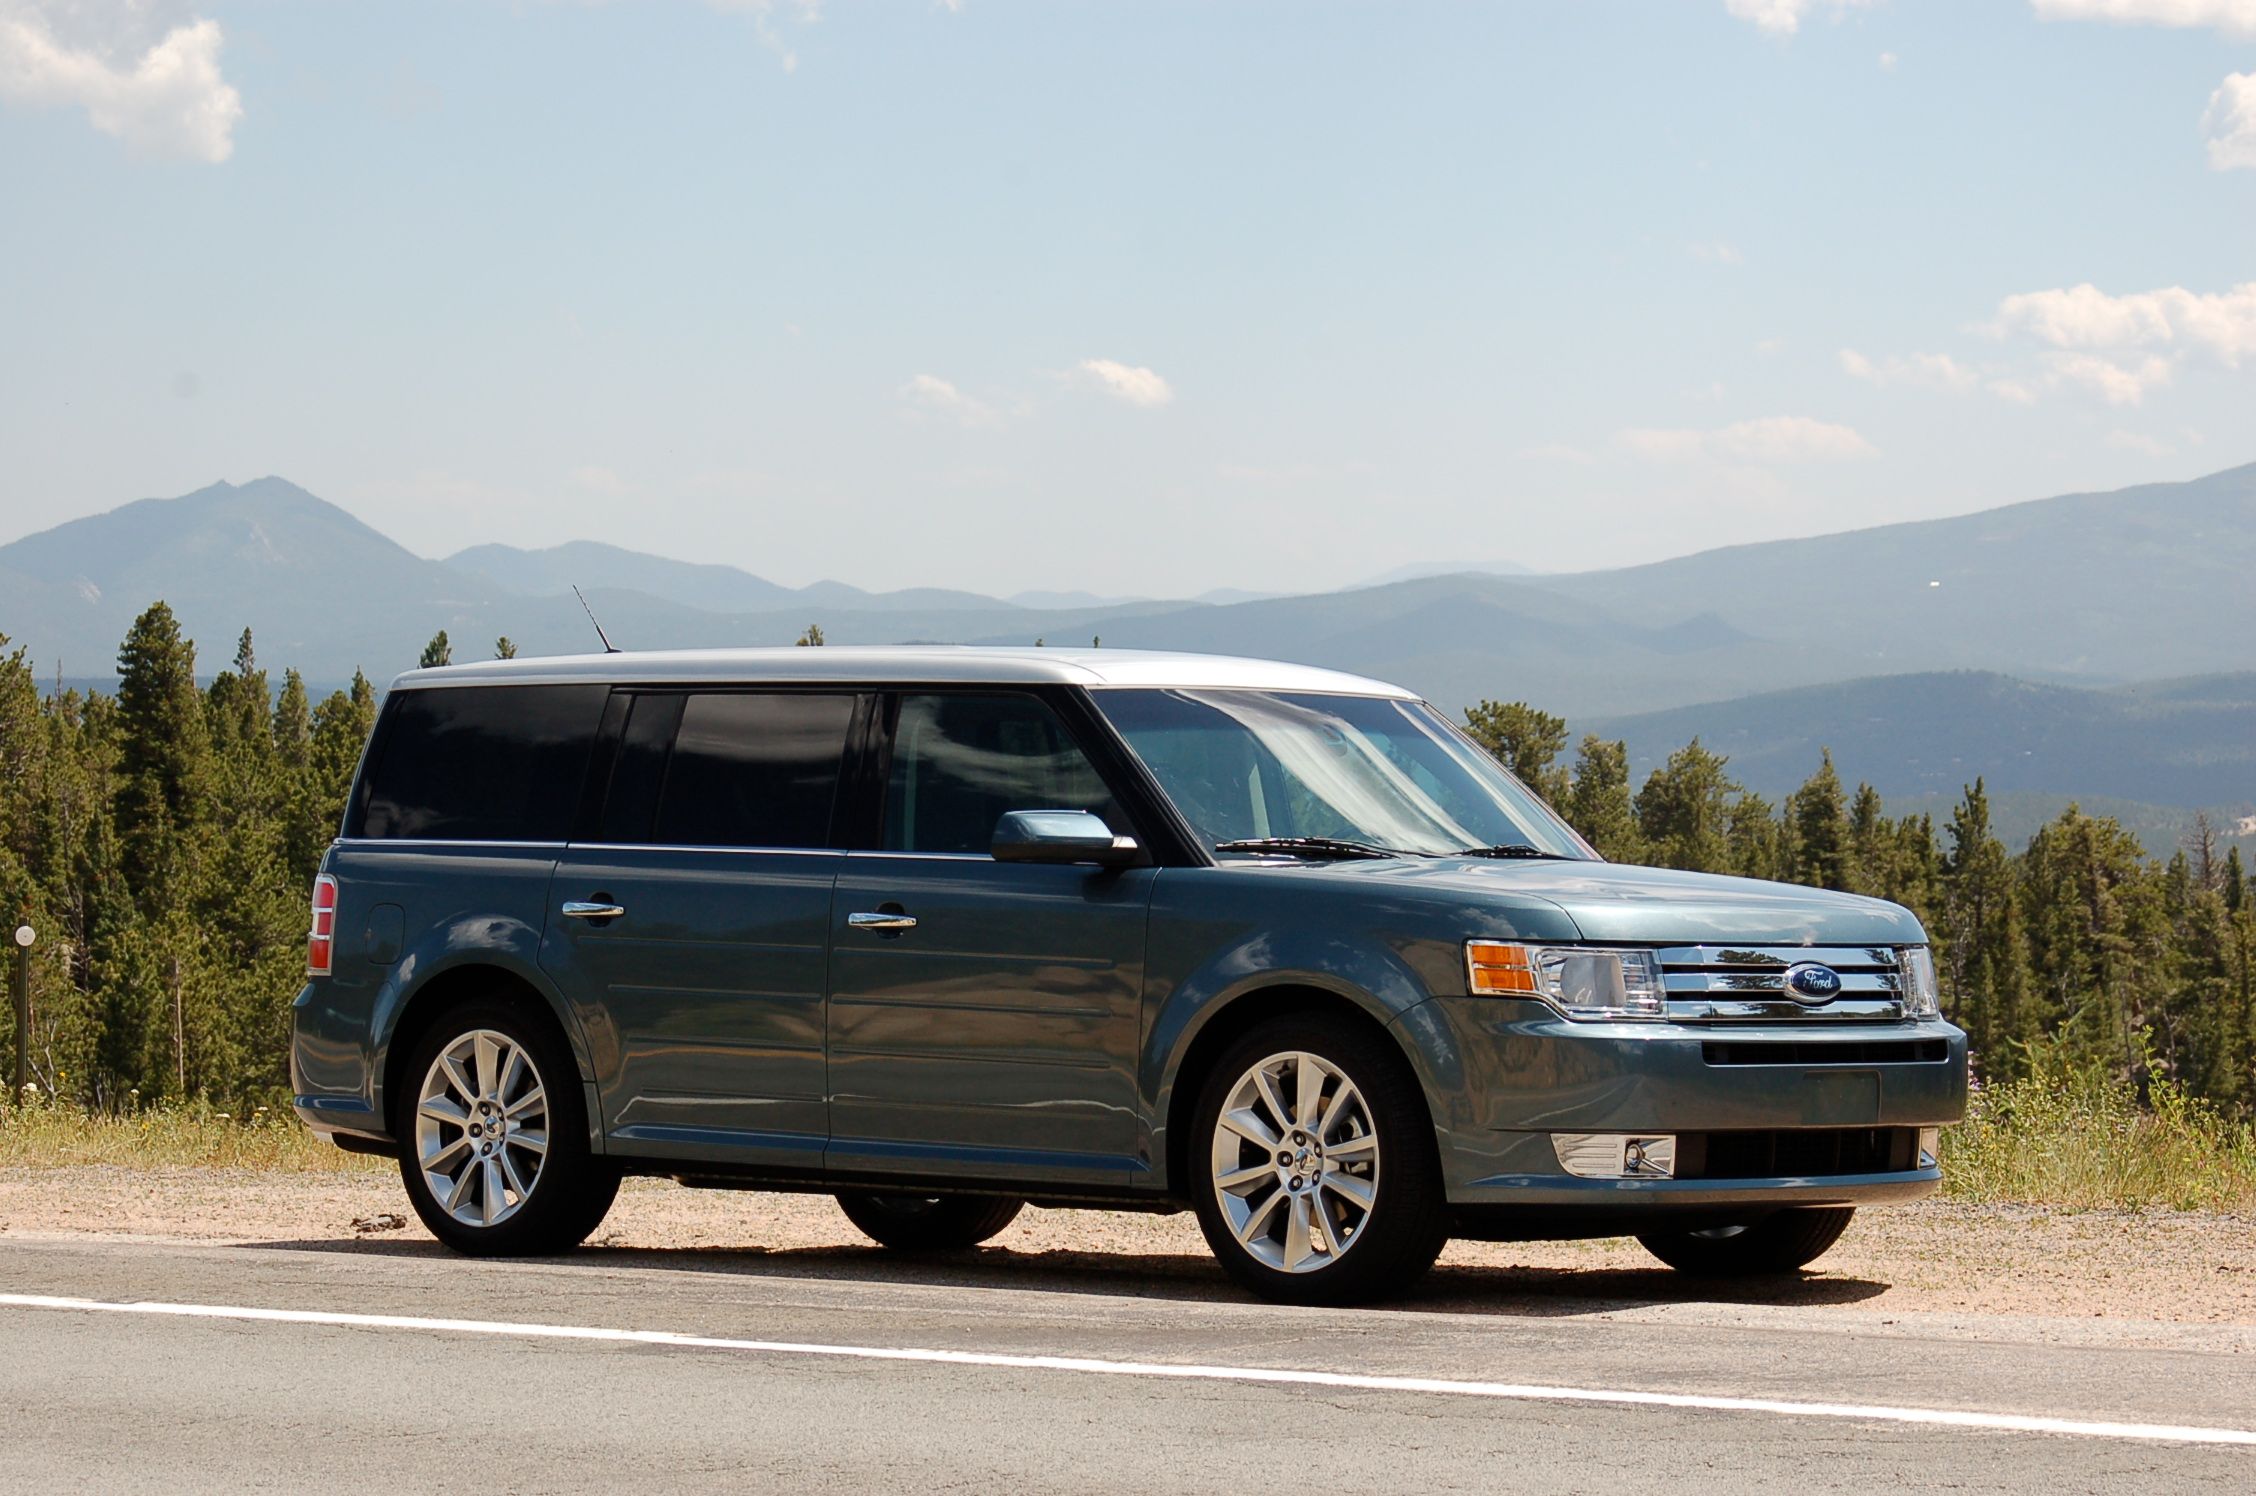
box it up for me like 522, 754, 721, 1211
591, 690, 857, 849
650, 692, 856, 849
356, 685, 606, 841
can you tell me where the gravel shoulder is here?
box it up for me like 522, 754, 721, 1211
3, 1165, 2251, 1338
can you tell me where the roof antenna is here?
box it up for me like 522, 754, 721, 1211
572, 585, 621, 654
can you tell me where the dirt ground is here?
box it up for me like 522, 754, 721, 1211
4, 1164, 2252, 1336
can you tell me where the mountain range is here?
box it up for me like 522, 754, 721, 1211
2, 463, 2252, 841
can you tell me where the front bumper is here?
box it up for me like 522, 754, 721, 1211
1392, 996, 1968, 1209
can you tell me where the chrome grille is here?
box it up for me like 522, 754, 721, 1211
1656, 945, 1907, 1022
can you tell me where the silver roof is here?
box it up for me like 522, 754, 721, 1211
390, 647, 1418, 698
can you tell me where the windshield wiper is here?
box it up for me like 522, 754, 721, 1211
1452, 844, 1573, 860
1215, 837, 1409, 861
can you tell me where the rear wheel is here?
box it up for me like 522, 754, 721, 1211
836, 1193, 1025, 1251
1189, 1013, 1448, 1306
1636, 1207, 1856, 1276
395, 998, 618, 1256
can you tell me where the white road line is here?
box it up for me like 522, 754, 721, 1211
5, 1291, 2252, 1447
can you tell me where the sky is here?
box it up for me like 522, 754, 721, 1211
1, 0, 2252, 599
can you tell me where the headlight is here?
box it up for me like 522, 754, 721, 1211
1900, 945, 1940, 1019
1466, 941, 1667, 1021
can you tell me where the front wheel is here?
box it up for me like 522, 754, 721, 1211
1636, 1207, 1856, 1276
836, 1193, 1025, 1251
1189, 1014, 1448, 1306
395, 998, 619, 1256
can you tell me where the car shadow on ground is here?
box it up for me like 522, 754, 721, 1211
232, 1234, 1892, 1315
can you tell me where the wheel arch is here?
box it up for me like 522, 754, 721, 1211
1158, 982, 1431, 1201
375, 959, 593, 1144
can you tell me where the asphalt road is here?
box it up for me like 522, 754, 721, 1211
2, 1234, 2252, 1493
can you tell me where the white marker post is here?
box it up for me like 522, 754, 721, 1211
10, 925, 31, 1103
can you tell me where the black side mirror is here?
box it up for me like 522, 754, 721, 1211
991, 810, 1142, 868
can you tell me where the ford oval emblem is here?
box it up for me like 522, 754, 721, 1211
1784, 962, 1843, 1003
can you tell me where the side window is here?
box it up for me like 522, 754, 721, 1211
639, 692, 857, 850
357, 685, 607, 841
883, 693, 1122, 855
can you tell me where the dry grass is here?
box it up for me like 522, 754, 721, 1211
7, 1066, 2255, 1209
0, 1096, 380, 1174
1941, 1059, 2256, 1212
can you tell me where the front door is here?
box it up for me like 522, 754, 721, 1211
826, 691, 1155, 1188
541, 688, 864, 1169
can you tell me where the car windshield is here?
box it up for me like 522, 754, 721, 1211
1092, 689, 1593, 861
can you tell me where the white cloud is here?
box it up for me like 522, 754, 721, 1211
2205, 72, 2256, 169
1986, 352, 2174, 406
1878, 50, 1899, 69
2029, 0, 2256, 37
1723, 0, 1880, 35
2044, 352, 2174, 405
1839, 348, 1979, 392
2105, 429, 2175, 456
1073, 358, 1173, 409
1689, 240, 1744, 265
703, 0, 826, 72
1616, 416, 1878, 464
1989, 281, 2256, 366
0, 3, 241, 162
902, 373, 1002, 428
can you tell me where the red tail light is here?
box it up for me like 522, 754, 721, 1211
307, 874, 338, 976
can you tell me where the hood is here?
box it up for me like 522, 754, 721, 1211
1324, 856, 1926, 947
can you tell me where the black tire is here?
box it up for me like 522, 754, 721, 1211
394, 996, 619, 1256
836, 1193, 1026, 1251
1636, 1207, 1856, 1276
1188, 1012, 1448, 1306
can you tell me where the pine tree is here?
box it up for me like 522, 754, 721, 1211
1464, 701, 1570, 806
1563, 735, 1642, 861
113, 603, 211, 912
420, 631, 452, 669
495, 637, 518, 660
1786, 750, 1850, 891
1632, 739, 1738, 873
1940, 780, 2031, 1076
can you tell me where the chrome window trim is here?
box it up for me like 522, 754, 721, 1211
333, 838, 570, 851
561, 843, 844, 858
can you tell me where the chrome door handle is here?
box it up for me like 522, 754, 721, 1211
561, 901, 626, 920
847, 911, 917, 933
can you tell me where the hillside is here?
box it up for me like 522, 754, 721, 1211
1, 463, 2252, 731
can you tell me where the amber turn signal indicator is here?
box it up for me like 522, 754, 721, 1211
1466, 941, 1540, 996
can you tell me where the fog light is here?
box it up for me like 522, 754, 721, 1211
1554, 1133, 1677, 1179
1917, 1127, 1942, 1169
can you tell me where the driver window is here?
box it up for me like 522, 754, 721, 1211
883, 694, 1123, 854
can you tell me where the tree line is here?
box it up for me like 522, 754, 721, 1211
0, 605, 2248, 1114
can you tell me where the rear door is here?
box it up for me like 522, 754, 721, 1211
540, 688, 866, 1169
825, 690, 1156, 1188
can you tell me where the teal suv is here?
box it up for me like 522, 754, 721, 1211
291, 648, 1966, 1304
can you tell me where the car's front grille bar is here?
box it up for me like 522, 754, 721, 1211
1655, 945, 1908, 1022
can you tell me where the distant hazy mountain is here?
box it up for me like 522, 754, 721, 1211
3, 462, 2253, 742
1532, 461, 2256, 686
0, 477, 481, 676
452, 540, 1007, 615
1585, 670, 2256, 809
1351, 559, 1540, 587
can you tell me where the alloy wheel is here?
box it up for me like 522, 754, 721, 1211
1208, 1049, 1381, 1274
414, 1028, 549, 1228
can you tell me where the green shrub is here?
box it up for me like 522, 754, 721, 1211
1943, 1037, 2256, 1211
